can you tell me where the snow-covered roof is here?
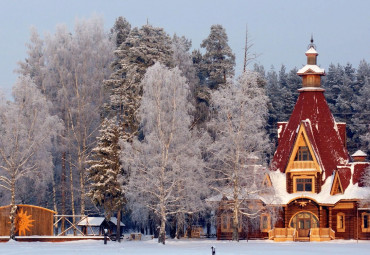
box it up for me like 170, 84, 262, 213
297, 64, 325, 75
77, 217, 124, 226
110, 217, 124, 226
352, 150, 367, 157
305, 47, 318, 55
78, 217, 105, 226
268, 171, 370, 205
271, 90, 349, 183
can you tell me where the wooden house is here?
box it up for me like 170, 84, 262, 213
213, 39, 370, 241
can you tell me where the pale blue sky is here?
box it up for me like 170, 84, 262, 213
1, 0, 369, 98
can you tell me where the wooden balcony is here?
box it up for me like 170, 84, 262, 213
291, 161, 316, 170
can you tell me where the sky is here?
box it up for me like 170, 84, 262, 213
0, 0, 369, 98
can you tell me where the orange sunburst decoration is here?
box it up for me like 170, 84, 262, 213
15, 208, 35, 236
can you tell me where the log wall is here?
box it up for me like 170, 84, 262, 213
0, 205, 55, 236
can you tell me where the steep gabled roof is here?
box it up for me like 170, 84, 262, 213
271, 90, 349, 183
330, 170, 344, 195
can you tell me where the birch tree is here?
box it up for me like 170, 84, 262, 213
122, 63, 207, 244
16, 16, 114, 228
0, 76, 62, 239
207, 70, 270, 241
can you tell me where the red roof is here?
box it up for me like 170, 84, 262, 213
271, 89, 350, 184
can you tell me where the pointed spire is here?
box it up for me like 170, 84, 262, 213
308, 34, 316, 50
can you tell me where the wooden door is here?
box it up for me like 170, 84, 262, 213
298, 218, 311, 237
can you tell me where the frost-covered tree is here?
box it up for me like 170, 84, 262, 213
265, 67, 286, 145
0, 76, 62, 239
110, 16, 131, 48
16, 27, 45, 91
105, 24, 173, 142
87, 118, 125, 242
352, 60, 370, 154
122, 63, 207, 244
201, 24, 235, 89
17, 16, 114, 221
207, 70, 270, 241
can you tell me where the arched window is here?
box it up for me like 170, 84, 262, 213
289, 212, 319, 229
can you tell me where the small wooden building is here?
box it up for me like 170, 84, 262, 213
0, 204, 55, 236
213, 39, 370, 241
77, 217, 124, 236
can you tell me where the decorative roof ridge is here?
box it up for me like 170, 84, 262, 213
298, 87, 325, 92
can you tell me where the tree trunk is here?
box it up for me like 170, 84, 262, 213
158, 217, 166, 244
69, 152, 76, 236
52, 166, 58, 235
79, 160, 85, 216
232, 216, 239, 241
116, 210, 121, 243
232, 201, 239, 241
9, 175, 17, 240
61, 151, 66, 235
186, 213, 193, 238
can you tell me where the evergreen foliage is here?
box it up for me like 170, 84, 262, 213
104, 24, 173, 142
87, 118, 125, 218
200, 24, 235, 89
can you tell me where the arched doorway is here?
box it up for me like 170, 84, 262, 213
289, 212, 319, 237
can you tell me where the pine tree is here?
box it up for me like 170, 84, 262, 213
352, 60, 370, 154
201, 24, 235, 89
104, 24, 173, 142
265, 67, 286, 147
110, 16, 131, 48
87, 118, 125, 241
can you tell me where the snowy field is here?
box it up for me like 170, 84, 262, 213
1, 239, 370, 255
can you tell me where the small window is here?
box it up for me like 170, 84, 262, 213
362, 213, 370, 232
260, 213, 270, 232
295, 146, 313, 161
337, 213, 345, 232
222, 215, 228, 231
296, 178, 312, 192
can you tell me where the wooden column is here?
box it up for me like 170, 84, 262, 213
284, 206, 288, 228
329, 207, 332, 229
319, 206, 322, 227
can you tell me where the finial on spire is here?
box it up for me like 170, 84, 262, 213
308, 34, 316, 49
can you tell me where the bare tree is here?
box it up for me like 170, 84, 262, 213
122, 63, 208, 244
207, 70, 270, 241
0, 76, 62, 239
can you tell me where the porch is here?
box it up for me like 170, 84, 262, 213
268, 228, 335, 242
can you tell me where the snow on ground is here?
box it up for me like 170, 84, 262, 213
1, 238, 370, 255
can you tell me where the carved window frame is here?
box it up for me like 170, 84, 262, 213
337, 212, 345, 232
361, 212, 370, 232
